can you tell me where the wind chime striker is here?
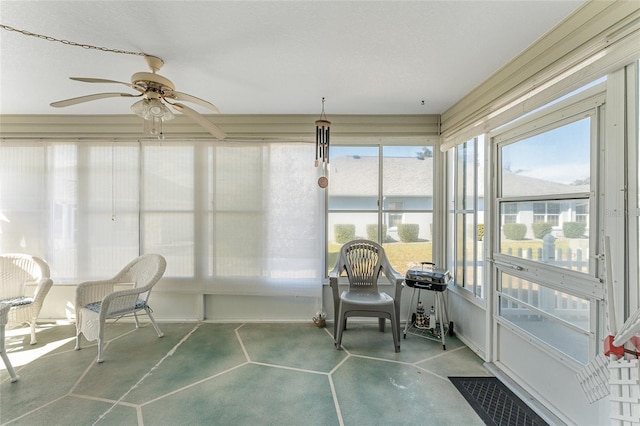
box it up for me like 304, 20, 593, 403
315, 97, 331, 188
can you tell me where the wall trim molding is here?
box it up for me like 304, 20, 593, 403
0, 114, 440, 141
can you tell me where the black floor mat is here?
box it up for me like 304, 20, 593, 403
449, 376, 549, 426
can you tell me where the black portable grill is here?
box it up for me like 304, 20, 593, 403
404, 268, 451, 292
403, 262, 452, 349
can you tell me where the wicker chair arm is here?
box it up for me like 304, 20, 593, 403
76, 280, 116, 309
32, 277, 54, 303
99, 286, 148, 320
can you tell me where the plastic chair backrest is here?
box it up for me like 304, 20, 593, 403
339, 240, 386, 292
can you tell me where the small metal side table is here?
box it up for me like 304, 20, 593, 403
403, 263, 453, 350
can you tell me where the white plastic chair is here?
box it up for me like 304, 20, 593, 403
0, 302, 19, 382
329, 240, 404, 352
75, 254, 166, 363
0, 253, 54, 345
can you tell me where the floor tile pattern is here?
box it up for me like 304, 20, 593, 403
1, 320, 491, 425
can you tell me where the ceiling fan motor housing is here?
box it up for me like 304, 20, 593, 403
131, 72, 175, 98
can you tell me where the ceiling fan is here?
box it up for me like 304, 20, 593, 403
50, 55, 226, 139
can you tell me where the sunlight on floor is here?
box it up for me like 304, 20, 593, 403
3, 322, 76, 368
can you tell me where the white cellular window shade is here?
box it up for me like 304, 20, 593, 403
0, 141, 140, 281
0, 139, 324, 297
142, 144, 195, 277
208, 142, 324, 296
84, 143, 140, 277
0, 142, 49, 255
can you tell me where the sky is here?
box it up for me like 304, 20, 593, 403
501, 117, 591, 185
328, 110, 592, 186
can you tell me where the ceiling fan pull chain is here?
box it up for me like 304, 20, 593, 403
0, 23, 146, 57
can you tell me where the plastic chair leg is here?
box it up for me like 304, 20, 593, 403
335, 315, 346, 350
391, 321, 400, 353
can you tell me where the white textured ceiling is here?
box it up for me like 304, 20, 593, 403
0, 0, 584, 116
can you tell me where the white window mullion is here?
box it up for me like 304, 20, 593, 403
193, 142, 208, 282
603, 68, 628, 324
627, 61, 640, 314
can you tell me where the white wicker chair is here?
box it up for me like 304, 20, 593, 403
1, 302, 19, 382
75, 254, 166, 363
0, 253, 54, 345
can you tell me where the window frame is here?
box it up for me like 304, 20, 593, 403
446, 136, 485, 299
489, 83, 606, 365
326, 142, 436, 277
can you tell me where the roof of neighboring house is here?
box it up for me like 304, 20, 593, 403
328, 155, 433, 196
328, 155, 589, 197
501, 172, 589, 197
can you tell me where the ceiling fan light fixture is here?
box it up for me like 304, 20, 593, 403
131, 98, 174, 121
130, 98, 149, 117
149, 99, 174, 120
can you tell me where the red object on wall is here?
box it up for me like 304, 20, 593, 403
604, 335, 625, 357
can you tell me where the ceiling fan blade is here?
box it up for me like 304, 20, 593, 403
171, 103, 227, 139
70, 77, 145, 92
50, 92, 141, 108
164, 91, 220, 113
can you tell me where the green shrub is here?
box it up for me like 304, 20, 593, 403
532, 222, 553, 239
397, 223, 419, 242
477, 224, 485, 241
563, 221, 586, 238
334, 224, 355, 244
503, 223, 527, 240
366, 224, 387, 242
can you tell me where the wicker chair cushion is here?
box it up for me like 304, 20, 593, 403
85, 299, 146, 314
0, 296, 34, 306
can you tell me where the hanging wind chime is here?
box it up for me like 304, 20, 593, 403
315, 97, 331, 188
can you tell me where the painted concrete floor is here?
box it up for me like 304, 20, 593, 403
1, 320, 491, 425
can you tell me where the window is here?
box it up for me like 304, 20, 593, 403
0, 139, 324, 296
499, 273, 590, 363
492, 83, 604, 364
502, 203, 518, 224
0, 141, 141, 279
447, 136, 484, 297
386, 201, 403, 230
575, 202, 588, 223
533, 202, 560, 225
498, 117, 593, 272
327, 144, 434, 275
142, 144, 195, 277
